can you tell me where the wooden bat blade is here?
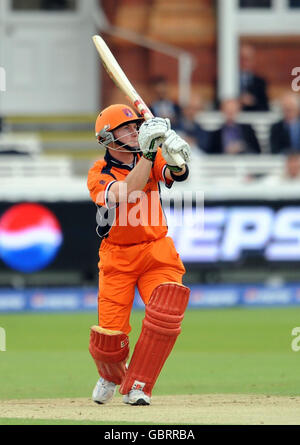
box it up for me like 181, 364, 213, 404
92, 35, 153, 120
92, 35, 185, 168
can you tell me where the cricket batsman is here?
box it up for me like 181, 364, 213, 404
87, 104, 191, 405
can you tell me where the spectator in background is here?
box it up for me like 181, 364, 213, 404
208, 98, 261, 154
150, 76, 182, 127
239, 44, 269, 112
174, 96, 211, 153
270, 93, 300, 154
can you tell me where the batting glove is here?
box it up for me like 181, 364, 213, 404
162, 130, 191, 172
139, 117, 171, 162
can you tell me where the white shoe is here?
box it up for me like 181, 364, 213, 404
92, 377, 116, 404
123, 389, 151, 406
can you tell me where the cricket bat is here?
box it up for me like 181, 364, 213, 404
92, 35, 185, 168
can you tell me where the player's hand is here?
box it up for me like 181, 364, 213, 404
162, 130, 191, 171
139, 117, 170, 162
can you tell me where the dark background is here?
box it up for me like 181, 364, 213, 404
1, 200, 300, 288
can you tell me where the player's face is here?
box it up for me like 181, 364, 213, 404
113, 122, 139, 149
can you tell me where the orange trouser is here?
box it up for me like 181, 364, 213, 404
98, 236, 186, 335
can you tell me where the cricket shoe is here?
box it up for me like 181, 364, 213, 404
92, 377, 117, 404
123, 390, 151, 406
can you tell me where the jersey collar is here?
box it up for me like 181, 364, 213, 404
105, 150, 141, 171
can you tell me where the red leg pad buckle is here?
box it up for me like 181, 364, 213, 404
89, 327, 129, 385
120, 283, 190, 396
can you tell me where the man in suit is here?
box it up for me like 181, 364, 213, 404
239, 44, 269, 112
270, 93, 300, 154
150, 76, 182, 128
208, 98, 261, 154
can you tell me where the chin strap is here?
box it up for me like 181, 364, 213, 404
114, 139, 141, 154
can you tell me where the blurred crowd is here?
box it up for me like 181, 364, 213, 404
1, 38, 300, 178
148, 43, 300, 180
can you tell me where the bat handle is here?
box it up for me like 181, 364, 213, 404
170, 153, 186, 169
142, 111, 154, 120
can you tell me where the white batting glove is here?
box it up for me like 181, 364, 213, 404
139, 117, 171, 162
162, 130, 191, 171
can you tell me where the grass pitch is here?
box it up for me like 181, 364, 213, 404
0, 307, 300, 424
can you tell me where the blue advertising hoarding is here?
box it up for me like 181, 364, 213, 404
0, 284, 300, 313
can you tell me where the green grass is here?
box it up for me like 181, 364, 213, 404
0, 308, 300, 401
0, 418, 154, 425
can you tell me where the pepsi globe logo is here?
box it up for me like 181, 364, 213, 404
0, 204, 63, 273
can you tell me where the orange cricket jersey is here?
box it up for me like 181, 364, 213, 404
87, 149, 173, 245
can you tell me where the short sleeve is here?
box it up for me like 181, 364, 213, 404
87, 166, 117, 208
152, 148, 174, 189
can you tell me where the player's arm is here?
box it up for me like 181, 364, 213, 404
164, 165, 188, 181
108, 157, 153, 203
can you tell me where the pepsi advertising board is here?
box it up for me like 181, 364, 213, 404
1, 200, 300, 277
0, 202, 99, 277
0, 203, 63, 273
166, 204, 300, 264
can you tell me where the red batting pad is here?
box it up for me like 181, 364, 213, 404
89, 327, 129, 385
120, 283, 190, 396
